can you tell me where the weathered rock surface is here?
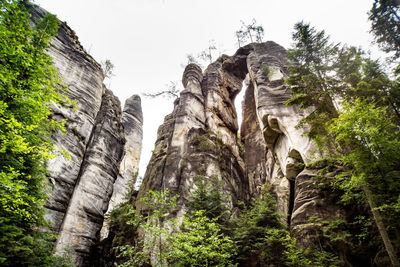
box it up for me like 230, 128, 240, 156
137, 41, 341, 250
244, 42, 340, 238
240, 79, 269, 198
32, 4, 341, 262
137, 61, 248, 219
101, 95, 143, 239
29, 6, 143, 266
30, 7, 106, 234
55, 88, 125, 265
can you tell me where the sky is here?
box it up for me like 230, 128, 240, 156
34, 0, 378, 177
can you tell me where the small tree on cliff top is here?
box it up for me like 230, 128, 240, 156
235, 18, 264, 47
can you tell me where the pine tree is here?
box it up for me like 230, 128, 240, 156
369, 0, 400, 59
286, 21, 400, 266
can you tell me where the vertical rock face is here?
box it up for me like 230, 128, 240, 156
245, 42, 341, 242
240, 80, 268, 198
139, 41, 341, 250
29, 6, 143, 266
137, 63, 208, 211
55, 88, 125, 265
31, 4, 340, 261
30, 7, 106, 233
101, 95, 143, 239
137, 61, 248, 218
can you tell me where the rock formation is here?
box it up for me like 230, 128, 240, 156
243, 43, 341, 244
31, 5, 341, 264
137, 41, 341, 250
29, 7, 143, 266
101, 95, 143, 239
137, 61, 249, 217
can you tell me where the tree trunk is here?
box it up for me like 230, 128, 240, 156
247, 29, 253, 43
363, 184, 400, 267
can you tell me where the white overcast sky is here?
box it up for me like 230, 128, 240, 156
34, 0, 377, 177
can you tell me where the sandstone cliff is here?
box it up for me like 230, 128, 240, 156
137, 41, 341, 250
31, 6, 341, 264
29, 7, 143, 266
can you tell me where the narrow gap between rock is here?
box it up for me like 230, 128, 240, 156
288, 179, 295, 226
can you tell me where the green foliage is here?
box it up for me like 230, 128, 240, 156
107, 189, 140, 266
0, 1, 71, 266
235, 18, 264, 47
231, 191, 314, 266
285, 22, 340, 146
101, 59, 114, 79
285, 22, 400, 147
322, 99, 400, 265
262, 64, 270, 76
116, 190, 179, 267
167, 210, 237, 267
287, 22, 339, 67
306, 216, 354, 263
328, 99, 400, 217
187, 174, 230, 226
369, 0, 400, 59
116, 189, 237, 267
192, 133, 216, 151
286, 20, 400, 265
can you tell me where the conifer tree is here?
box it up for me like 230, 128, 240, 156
369, 0, 400, 59
286, 21, 400, 266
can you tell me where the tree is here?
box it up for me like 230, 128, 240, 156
285, 22, 340, 147
182, 40, 224, 69
100, 59, 115, 79
231, 191, 318, 266
0, 1, 71, 265
167, 210, 236, 267
286, 22, 399, 145
286, 21, 400, 266
142, 81, 180, 99
197, 39, 217, 64
185, 53, 201, 66
327, 100, 400, 266
369, 0, 400, 59
134, 190, 178, 266
235, 19, 264, 47
186, 174, 230, 226
235, 29, 248, 48
116, 190, 179, 266
116, 190, 236, 266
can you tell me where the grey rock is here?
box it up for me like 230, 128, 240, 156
245, 42, 341, 240
29, 7, 106, 234
101, 95, 143, 239
32, 4, 340, 260
137, 60, 248, 222
29, 6, 143, 266
54, 89, 125, 265
137, 41, 340, 251
240, 79, 268, 198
